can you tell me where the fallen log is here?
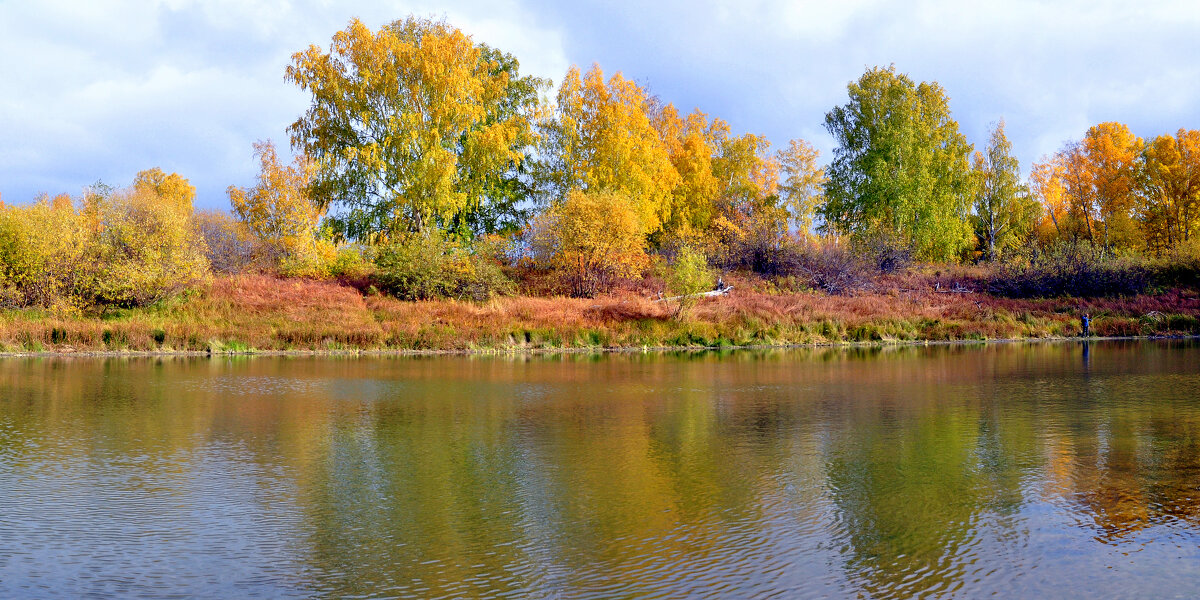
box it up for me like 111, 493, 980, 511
653, 286, 733, 303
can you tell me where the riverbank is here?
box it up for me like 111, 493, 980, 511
1, 275, 1198, 355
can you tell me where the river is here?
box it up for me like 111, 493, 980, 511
2, 341, 1199, 598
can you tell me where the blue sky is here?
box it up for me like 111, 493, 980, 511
2, 0, 1198, 210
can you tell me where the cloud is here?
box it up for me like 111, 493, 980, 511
2, 0, 1198, 208
0, 0, 568, 208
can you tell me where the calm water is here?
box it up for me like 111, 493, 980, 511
1, 341, 1199, 598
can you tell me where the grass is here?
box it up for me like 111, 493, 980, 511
0, 274, 1197, 354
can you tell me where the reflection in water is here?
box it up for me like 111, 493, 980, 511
1, 341, 1200, 598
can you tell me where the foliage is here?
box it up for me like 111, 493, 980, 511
374, 230, 512, 301
777, 138, 826, 237
132, 167, 196, 212
986, 244, 1151, 298
1138, 129, 1200, 256
652, 104, 721, 236
1059, 122, 1145, 255
971, 120, 1038, 261
539, 64, 679, 235
528, 189, 648, 297
287, 16, 547, 240
0, 195, 91, 312
87, 183, 211, 308
822, 65, 974, 261
664, 244, 714, 318
228, 140, 324, 264
0, 172, 210, 311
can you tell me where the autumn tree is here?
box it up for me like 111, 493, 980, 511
971, 120, 1037, 261
1029, 156, 1072, 247
0, 195, 90, 310
1060, 122, 1144, 255
822, 66, 974, 261
89, 175, 210, 307
651, 103, 720, 238
529, 189, 648, 297
227, 140, 324, 266
776, 138, 825, 237
539, 64, 679, 235
287, 17, 547, 241
132, 167, 196, 212
1138, 129, 1200, 255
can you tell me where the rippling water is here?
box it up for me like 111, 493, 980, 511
2, 341, 1199, 598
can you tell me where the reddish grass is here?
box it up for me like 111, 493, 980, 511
0, 274, 1196, 353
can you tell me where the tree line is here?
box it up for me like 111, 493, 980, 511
3, 15, 1198, 313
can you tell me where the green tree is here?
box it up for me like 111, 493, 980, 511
971, 120, 1036, 261
822, 65, 974, 261
286, 17, 547, 241
664, 244, 714, 319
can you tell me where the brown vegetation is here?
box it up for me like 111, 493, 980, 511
1, 273, 1196, 354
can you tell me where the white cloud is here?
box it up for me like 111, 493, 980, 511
0, 0, 568, 206
2, 0, 1199, 205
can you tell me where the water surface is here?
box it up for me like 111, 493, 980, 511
2, 341, 1199, 598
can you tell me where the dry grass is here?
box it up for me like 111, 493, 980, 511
0, 274, 1196, 354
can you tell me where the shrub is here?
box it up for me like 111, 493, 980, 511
0, 195, 91, 311
193, 210, 271, 274
374, 230, 512, 301
664, 244, 714, 318
987, 246, 1150, 298
86, 186, 211, 307
528, 190, 648, 297
785, 239, 876, 295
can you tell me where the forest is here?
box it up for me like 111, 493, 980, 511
1, 16, 1198, 352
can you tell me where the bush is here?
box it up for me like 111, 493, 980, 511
987, 247, 1150, 298
664, 244, 714, 318
784, 240, 876, 295
0, 195, 91, 311
528, 190, 648, 297
193, 210, 271, 274
374, 230, 512, 301
87, 186, 212, 307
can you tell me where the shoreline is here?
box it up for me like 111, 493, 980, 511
2, 275, 1197, 358
1, 334, 1195, 360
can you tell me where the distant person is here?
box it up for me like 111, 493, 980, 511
1081, 313, 1090, 337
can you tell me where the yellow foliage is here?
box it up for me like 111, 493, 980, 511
1030, 156, 1071, 246
1139, 129, 1200, 256
1060, 122, 1144, 254
529, 189, 648, 297
777, 138, 826, 237
228, 140, 326, 270
133, 167, 196, 212
0, 195, 91, 311
653, 105, 721, 236
287, 17, 545, 237
543, 64, 679, 234
0, 172, 210, 310
90, 185, 211, 307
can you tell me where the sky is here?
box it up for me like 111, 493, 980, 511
2, 0, 1199, 210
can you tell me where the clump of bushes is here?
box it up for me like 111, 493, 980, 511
0, 182, 210, 312
784, 240, 877, 295
987, 247, 1151, 298
373, 230, 512, 301
528, 190, 648, 298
